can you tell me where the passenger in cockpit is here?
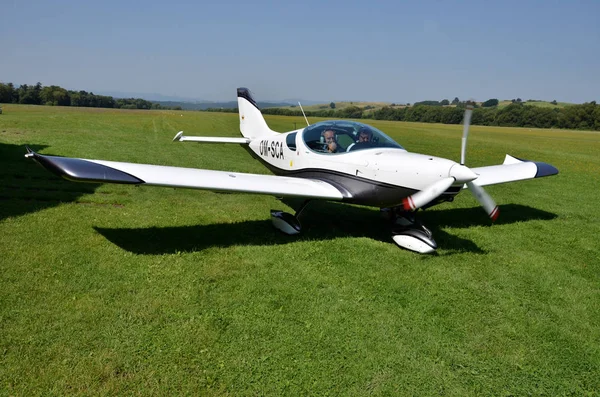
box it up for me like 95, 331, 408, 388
357, 127, 373, 143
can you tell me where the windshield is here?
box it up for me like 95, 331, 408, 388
302, 120, 404, 154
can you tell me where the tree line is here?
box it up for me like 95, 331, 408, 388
371, 102, 599, 130
0, 82, 182, 110
205, 101, 600, 131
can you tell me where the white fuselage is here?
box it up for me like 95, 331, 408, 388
247, 129, 460, 193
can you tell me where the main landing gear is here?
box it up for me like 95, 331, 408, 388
383, 207, 438, 254
270, 201, 437, 254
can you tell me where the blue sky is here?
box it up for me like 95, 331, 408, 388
2, 0, 598, 103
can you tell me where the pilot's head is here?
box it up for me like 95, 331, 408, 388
358, 127, 372, 143
322, 129, 336, 144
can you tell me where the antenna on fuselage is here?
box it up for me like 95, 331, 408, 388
298, 102, 310, 126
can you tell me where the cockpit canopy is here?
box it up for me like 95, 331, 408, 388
302, 120, 404, 154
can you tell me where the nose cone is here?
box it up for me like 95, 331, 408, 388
449, 164, 478, 183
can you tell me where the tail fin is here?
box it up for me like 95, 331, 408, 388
237, 87, 277, 139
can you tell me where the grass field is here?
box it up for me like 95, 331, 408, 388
1, 104, 599, 395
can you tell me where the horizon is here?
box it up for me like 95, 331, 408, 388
0, 83, 587, 106
2, 1, 598, 104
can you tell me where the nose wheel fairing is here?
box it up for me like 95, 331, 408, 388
391, 219, 437, 254
384, 208, 438, 253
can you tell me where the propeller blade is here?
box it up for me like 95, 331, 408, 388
460, 104, 474, 165
402, 177, 455, 211
458, 103, 499, 221
467, 181, 499, 221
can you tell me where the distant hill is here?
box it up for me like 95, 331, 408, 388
272, 99, 578, 114
276, 101, 406, 116
96, 90, 580, 112
97, 91, 315, 109
281, 98, 328, 106
498, 100, 573, 109
95, 91, 210, 102
154, 100, 294, 110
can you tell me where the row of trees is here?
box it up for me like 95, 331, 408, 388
0, 82, 182, 110
205, 101, 600, 131
413, 97, 562, 108
371, 102, 599, 130
413, 97, 461, 107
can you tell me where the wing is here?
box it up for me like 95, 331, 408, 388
470, 154, 558, 187
25, 148, 346, 200
172, 131, 251, 144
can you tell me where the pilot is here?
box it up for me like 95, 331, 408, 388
322, 129, 339, 153
357, 127, 373, 143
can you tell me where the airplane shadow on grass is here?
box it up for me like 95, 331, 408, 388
0, 142, 99, 221
94, 200, 557, 256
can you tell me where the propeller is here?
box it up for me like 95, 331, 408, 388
400, 103, 499, 222
461, 104, 499, 221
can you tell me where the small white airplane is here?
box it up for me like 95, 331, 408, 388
25, 88, 558, 253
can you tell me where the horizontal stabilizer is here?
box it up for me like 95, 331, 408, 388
173, 131, 250, 144
470, 154, 558, 187
25, 148, 346, 200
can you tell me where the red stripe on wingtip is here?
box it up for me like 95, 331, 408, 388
490, 206, 499, 222
402, 196, 415, 211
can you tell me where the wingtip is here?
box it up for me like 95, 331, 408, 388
173, 131, 184, 142
503, 154, 558, 177
24, 145, 35, 158
534, 162, 559, 178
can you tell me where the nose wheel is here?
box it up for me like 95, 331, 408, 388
384, 208, 437, 254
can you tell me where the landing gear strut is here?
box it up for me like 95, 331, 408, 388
270, 200, 310, 235
383, 207, 437, 254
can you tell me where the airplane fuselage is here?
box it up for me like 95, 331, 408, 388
245, 128, 463, 208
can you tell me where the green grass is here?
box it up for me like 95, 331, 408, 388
1, 104, 599, 395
